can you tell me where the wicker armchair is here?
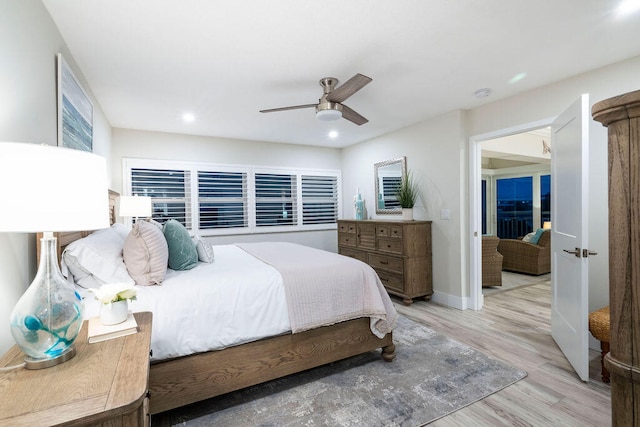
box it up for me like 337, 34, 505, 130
482, 236, 503, 287
497, 230, 551, 275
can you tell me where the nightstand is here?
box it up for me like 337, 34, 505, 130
0, 311, 152, 426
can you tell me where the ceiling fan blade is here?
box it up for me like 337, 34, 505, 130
341, 104, 368, 125
326, 73, 372, 103
260, 104, 316, 113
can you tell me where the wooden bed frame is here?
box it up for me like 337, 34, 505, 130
45, 190, 396, 415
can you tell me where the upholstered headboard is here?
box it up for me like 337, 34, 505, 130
37, 189, 119, 265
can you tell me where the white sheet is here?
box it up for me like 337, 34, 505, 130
78, 244, 291, 361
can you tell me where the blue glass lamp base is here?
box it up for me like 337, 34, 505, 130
24, 345, 76, 370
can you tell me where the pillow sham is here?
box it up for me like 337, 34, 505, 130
61, 223, 133, 289
163, 219, 198, 270
123, 220, 169, 286
522, 231, 536, 243
193, 235, 215, 263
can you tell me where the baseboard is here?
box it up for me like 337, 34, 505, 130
431, 290, 468, 310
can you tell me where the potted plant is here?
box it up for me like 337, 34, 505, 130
395, 170, 420, 220
89, 283, 137, 325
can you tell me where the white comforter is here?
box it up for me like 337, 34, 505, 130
79, 245, 291, 361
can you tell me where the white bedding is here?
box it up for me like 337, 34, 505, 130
78, 244, 291, 361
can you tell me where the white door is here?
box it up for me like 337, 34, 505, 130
550, 94, 591, 382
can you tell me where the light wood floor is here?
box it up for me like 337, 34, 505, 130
395, 282, 612, 426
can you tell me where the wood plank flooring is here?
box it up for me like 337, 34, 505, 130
395, 282, 612, 426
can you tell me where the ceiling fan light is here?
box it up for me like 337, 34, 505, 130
316, 109, 342, 121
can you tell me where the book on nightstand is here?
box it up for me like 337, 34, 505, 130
87, 313, 139, 343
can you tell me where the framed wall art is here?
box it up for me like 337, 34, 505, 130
57, 53, 93, 152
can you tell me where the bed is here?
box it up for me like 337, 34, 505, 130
45, 191, 397, 415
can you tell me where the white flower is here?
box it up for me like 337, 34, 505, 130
89, 283, 138, 304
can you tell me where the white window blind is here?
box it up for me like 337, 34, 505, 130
301, 175, 338, 224
130, 168, 191, 227
198, 170, 247, 229
255, 173, 297, 227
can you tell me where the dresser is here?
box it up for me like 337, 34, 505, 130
338, 219, 432, 305
0, 311, 152, 426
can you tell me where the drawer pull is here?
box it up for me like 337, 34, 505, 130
380, 261, 388, 265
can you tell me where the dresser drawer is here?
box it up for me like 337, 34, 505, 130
368, 253, 404, 274
377, 237, 403, 254
338, 233, 357, 247
375, 270, 404, 293
339, 247, 367, 263
376, 225, 403, 239
339, 221, 357, 234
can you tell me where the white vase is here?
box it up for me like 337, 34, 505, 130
402, 208, 414, 221
100, 300, 129, 325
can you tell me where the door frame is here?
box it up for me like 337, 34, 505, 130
468, 117, 555, 310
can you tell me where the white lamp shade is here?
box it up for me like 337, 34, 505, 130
0, 142, 109, 232
118, 195, 152, 218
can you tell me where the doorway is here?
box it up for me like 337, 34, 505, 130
469, 118, 554, 310
480, 130, 551, 297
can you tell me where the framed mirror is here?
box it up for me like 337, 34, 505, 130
374, 157, 406, 214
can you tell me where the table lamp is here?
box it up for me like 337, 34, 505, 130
0, 142, 109, 369
118, 195, 152, 223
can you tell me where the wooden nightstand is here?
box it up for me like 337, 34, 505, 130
0, 311, 152, 426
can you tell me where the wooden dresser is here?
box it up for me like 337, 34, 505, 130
0, 312, 152, 426
337, 219, 432, 305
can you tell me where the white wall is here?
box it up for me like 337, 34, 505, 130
111, 128, 343, 251
342, 110, 468, 306
342, 55, 640, 312
0, 0, 112, 354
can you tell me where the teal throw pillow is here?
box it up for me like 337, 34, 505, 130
529, 228, 546, 245
163, 219, 198, 270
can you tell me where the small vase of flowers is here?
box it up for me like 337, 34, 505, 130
89, 283, 137, 325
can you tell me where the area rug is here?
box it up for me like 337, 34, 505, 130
155, 316, 527, 426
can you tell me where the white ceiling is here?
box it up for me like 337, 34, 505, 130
42, 0, 640, 148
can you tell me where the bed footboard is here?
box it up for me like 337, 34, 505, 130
149, 317, 394, 415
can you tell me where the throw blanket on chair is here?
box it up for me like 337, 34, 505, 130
237, 242, 397, 338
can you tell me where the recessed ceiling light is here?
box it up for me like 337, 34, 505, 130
474, 88, 492, 98
617, 0, 640, 16
182, 113, 195, 122
328, 130, 339, 139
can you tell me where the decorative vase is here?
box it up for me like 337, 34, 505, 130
355, 194, 364, 220
402, 208, 414, 221
100, 300, 129, 325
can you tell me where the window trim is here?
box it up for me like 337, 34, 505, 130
123, 158, 341, 236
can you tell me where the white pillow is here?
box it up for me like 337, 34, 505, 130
193, 235, 215, 263
61, 223, 134, 289
522, 232, 536, 243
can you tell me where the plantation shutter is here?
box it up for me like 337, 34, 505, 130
198, 171, 248, 229
255, 173, 297, 227
130, 168, 191, 227
301, 175, 338, 224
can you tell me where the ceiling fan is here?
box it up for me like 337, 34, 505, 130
260, 73, 372, 125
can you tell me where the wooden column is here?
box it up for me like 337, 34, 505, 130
592, 89, 640, 426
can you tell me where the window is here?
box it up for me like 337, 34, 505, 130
301, 175, 338, 224
198, 171, 247, 229
130, 168, 191, 227
496, 176, 533, 239
124, 159, 340, 234
540, 174, 551, 227
255, 173, 297, 227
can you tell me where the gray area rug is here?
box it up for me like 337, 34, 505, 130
156, 316, 527, 426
